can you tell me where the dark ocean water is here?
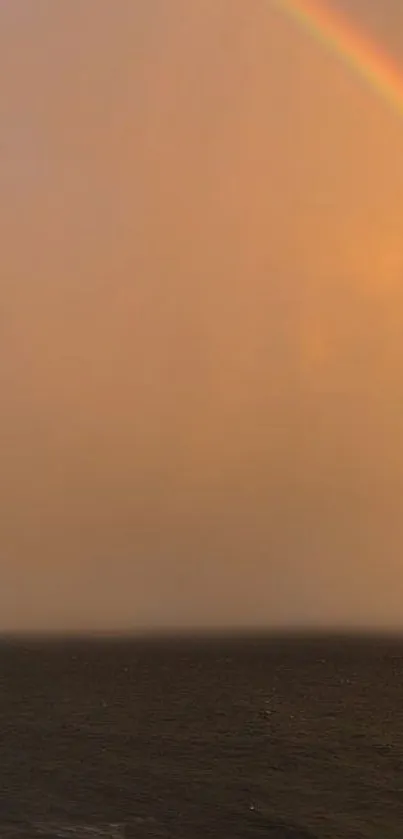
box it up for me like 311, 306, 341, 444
1, 635, 403, 838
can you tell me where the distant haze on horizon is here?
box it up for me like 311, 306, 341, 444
2, 0, 403, 632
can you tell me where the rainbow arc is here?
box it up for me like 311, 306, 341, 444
277, 0, 403, 118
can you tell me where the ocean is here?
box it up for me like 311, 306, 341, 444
1, 634, 403, 838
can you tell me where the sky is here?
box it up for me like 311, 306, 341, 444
2, 0, 403, 632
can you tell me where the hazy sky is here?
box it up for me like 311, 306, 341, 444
2, 0, 403, 632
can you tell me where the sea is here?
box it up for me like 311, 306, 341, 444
1, 633, 403, 838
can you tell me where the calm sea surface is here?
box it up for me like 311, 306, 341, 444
1, 635, 403, 838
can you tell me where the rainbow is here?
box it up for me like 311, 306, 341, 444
277, 0, 403, 118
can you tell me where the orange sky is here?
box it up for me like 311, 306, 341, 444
2, 0, 403, 631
